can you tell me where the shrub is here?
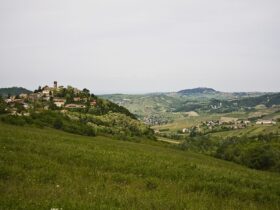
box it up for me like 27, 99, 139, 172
0, 115, 26, 126
242, 145, 280, 170
215, 137, 280, 172
53, 118, 63, 129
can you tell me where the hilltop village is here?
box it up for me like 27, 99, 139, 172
0, 82, 156, 142
2, 81, 97, 115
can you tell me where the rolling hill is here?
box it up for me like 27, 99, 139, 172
1, 123, 280, 210
178, 87, 218, 95
0, 87, 32, 98
101, 89, 277, 125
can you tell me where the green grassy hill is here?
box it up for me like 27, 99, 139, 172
0, 87, 32, 98
1, 123, 280, 210
101, 93, 186, 124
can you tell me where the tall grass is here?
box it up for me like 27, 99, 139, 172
0, 123, 280, 209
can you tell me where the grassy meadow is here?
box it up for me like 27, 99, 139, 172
0, 123, 280, 210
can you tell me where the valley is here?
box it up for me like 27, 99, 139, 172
102, 88, 280, 172
0, 85, 280, 209
1, 1, 279, 209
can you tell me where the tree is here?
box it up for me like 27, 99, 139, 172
49, 99, 58, 110
82, 88, 90, 97
14, 103, 25, 113
66, 93, 74, 104
83, 88, 90, 94
243, 145, 278, 170
0, 96, 7, 114
53, 118, 63, 129
190, 127, 197, 137
34, 86, 42, 93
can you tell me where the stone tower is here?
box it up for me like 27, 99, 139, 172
54, 81, 58, 89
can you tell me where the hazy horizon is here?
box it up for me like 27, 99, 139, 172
1, 83, 279, 95
1, 0, 279, 94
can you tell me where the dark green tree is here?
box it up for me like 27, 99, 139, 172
53, 118, 63, 129
0, 96, 7, 114
14, 103, 25, 113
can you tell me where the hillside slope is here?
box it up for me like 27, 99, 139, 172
0, 123, 280, 210
0, 87, 31, 97
0, 83, 155, 139
178, 87, 218, 95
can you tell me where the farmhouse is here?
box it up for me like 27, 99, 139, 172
53, 98, 66, 107
4, 98, 12, 103
19, 93, 28, 99
23, 103, 29, 109
182, 128, 189, 133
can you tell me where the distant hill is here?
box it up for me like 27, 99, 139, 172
175, 93, 280, 113
178, 87, 218, 95
0, 87, 32, 98
102, 90, 278, 124
206, 92, 280, 113
236, 93, 280, 107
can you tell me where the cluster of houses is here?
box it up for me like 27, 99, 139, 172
181, 117, 277, 134
4, 95, 29, 108
256, 119, 277, 125
143, 116, 168, 125
201, 117, 251, 131
3, 81, 97, 114
4, 95, 30, 115
52, 97, 96, 109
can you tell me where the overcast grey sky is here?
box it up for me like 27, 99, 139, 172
0, 0, 279, 94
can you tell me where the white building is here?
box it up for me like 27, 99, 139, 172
256, 120, 276, 125
42, 89, 50, 96
19, 93, 28, 99
53, 98, 66, 107
182, 128, 189, 133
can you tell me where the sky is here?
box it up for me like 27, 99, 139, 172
0, 0, 279, 94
